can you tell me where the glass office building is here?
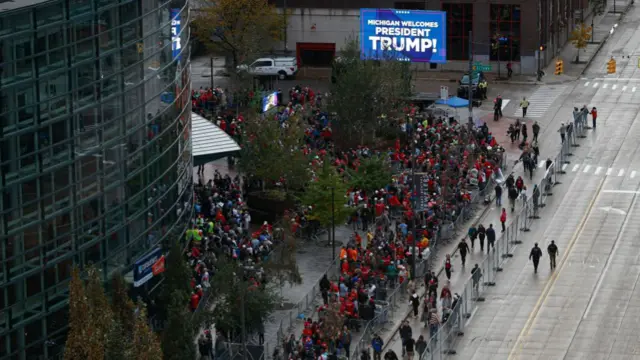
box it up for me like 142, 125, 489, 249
0, 0, 193, 358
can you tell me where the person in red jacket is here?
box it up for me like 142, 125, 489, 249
190, 291, 200, 312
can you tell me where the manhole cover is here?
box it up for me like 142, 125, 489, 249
280, 302, 295, 310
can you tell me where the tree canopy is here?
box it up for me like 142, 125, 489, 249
65, 267, 162, 360
237, 112, 312, 194
300, 161, 351, 230
329, 38, 413, 150
346, 155, 393, 195
192, 0, 283, 68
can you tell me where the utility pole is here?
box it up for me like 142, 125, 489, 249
467, 31, 473, 129
331, 186, 336, 261
210, 57, 214, 89
283, 0, 289, 52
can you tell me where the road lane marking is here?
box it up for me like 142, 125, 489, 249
603, 84, 609, 89
603, 190, 640, 194
583, 165, 591, 173
607, 168, 613, 175
619, 169, 625, 177
594, 82, 599, 88
612, 84, 618, 90
623, 86, 628, 91
584, 187, 640, 320
562, 164, 568, 171
508, 179, 605, 360
595, 166, 603, 175
632, 171, 637, 178
585, 82, 590, 86
572, 164, 580, 172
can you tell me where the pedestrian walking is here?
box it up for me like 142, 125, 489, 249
477, 224, 486, 252
458, 238, 470, 266
507, 62, 513, 78
468, 225, 478, 249
384, 350, 399, 360
444, 254, 452, 280
559, 122, 566, 142
508, 186, 518, 213
591, 107, 598, 129
500, 208, 507, 233
496, 95, 503, 118
428, 308, 440, 339
495, 183, 503, 206
399, 322, 412, 357
404, 336, 415, 360
409, 291, 420, 317
471, 264, 482, 294
547, 240, 559, 270
341, 326, 352, 358
371, 334, 384, 360
529, 243, 543, 274
521, 123, 528, 142
532, 121, 540, 142
415, 336, 427, 359
520, 97, 529, 117
320, 274, 331, 305
486, 224, 496, 252
514, 118, 521, 140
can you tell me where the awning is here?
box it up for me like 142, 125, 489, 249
191, 113, 241, 166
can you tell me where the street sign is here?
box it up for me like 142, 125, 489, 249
472, 62, 492, 72
440, 86, 449, 100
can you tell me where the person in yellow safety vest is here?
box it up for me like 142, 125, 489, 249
478, 80, 488, 100
196, 215, 204, 228
366, 231, 374, 244
185, 227, 196, 242
193, 229, 203, 244
207, 220, 215, 235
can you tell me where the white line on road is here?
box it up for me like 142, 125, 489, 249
612, 85, 618, 90
572, 164, 580, 172
618, 169, 625, 177
603, 83, 609, 89
632, 171, 637, 178
603, 190, 640, 194
585, 82, 590, 86
595, 167, 603, 175
594, 82, 600, 88
607, 168, 613, 175
583, 165, 591, 173
623, 86, 628, 91
562, 164, 568, 171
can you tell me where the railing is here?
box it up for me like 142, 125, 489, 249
418, 116, 584, 360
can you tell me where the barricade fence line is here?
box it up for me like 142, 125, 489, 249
418, 120, 584, 360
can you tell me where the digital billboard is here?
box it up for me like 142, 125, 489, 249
359, 9, 447, 63
262, 92, 279, 113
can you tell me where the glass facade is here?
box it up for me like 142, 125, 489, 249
0, 0, 193, 358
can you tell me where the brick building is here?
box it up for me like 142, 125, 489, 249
270, 0, 593, 75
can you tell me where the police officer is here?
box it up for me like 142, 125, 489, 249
458, 238, 470, 266
529, 243, 543, 274
547, 240, 559, 270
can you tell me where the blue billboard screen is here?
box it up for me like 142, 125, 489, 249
171, 8, 182, 60
359, 9, 447, 63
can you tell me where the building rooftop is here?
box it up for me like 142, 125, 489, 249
0, 0, 52, 13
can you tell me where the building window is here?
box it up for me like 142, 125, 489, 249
442, 3, 473, 60
394, 2, 425, 10
490, 4, 521, 62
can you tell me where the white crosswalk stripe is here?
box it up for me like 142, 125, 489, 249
632, 171, 637, 179
603, 83, 609, 89
564, 164, 640, 179
583, 165, 591, 173
572, 164, 580, 172
594, 82, 599, 88
513, 86, 567, 118
634, 87, 637, 92
585, 82, 590, 86
562, 164, 568, 171
618, 169, 625, 177
595, 167, 603, 175
623, 86, 627, 92
607, 168, 613, 176
581, 81, 640, 96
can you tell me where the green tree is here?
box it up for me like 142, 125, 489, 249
569, 23, 592, 63
192, 0, 283, 69
160, 241, 200, 360
329, 38, 412, 150
263, 214, 303, 300
237, 112, 311, 196
347, 155, 393, 195
300, 162, 351, 244
210, 259, 280, 338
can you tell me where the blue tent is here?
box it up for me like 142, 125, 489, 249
435, 96, 469, 108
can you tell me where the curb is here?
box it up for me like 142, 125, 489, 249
580, 1, 634, 76
380, 192, 497, 352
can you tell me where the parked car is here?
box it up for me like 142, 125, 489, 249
237, 57, 298, 80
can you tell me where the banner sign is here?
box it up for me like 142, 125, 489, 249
134, 247, 164, 287
412, 172, 430, 212
359, 9, 447, 63
171, 8, 182, 60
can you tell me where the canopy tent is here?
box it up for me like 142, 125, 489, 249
434, 96, 469, 108
191, 113, 241, 166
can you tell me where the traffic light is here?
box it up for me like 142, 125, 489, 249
607, 57, 616, 73
137, 42, 144, 54
555, 59, 564, 75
